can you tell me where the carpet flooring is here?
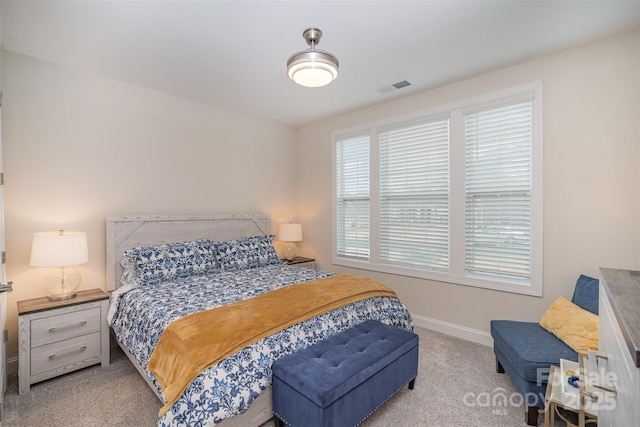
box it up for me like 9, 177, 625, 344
3, 327, 551, 426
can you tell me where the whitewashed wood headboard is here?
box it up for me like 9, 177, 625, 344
105, 214, 271, 291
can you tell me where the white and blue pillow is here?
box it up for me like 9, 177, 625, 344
214, 235, 281, 272
121, 235, 282, 285
121, 239, 219, 286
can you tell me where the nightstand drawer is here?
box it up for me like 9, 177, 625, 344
30, 331, 101, 376
31, 307, 101, 348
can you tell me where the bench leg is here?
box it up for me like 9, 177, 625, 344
525, 405, 538, 426
408, 378, 416, 390
496, 357, 505, 373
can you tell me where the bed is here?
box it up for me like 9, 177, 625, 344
106, 214, 414, 427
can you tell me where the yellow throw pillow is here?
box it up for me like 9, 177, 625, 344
539, 295, 598, 354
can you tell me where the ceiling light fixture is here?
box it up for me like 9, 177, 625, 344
287, 28, 339, 88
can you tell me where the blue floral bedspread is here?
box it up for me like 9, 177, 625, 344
108, 264, 413, 426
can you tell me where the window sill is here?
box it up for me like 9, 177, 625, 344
333, 257, 542, 297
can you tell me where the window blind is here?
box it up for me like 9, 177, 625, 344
333, 81, 542, 295
336, 135, 370, 259
465, 100, 532, 281
379, 119, 450, 271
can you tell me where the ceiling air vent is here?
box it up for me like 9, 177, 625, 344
378, 80, 412, 94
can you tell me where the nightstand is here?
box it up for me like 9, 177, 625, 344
18, 288, 110, 394
286, 256, 316, 269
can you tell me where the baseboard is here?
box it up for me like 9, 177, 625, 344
7, 356, 18, 375
411, 313, 493, 347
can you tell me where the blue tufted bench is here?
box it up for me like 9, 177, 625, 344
272, 320, 418, 427
490, 274, 599, 426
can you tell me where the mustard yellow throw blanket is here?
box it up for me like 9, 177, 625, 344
148, 273, 397, 415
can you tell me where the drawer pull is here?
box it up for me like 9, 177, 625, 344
48, 320, 88, 333
48, 345, 88, 360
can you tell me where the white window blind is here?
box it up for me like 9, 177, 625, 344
336, 135, 370, 259
379, 119, 450, 271
333, 81, 542, 295
465, 100, 533, 282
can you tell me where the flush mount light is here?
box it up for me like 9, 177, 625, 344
287, 28, 339, 88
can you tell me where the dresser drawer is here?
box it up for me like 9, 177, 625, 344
30, 331, 101, 376
31, 307, 101, 348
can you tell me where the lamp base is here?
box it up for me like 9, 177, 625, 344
284, 242, 298, 261
48, 292, 77, 301
45, 266, 81, 301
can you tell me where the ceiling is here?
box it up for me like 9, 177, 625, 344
2, 1, 639, 128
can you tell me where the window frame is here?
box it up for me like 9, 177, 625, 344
331, 81, 543, 296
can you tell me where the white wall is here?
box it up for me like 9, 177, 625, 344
1, 51, 298, 360
296, 30, 640, 342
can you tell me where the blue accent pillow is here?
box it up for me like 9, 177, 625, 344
121, 239, 219, 286
214, 235, 281, 272
571, 274, 599, 315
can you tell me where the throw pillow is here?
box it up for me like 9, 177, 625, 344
539, 295, 598, 354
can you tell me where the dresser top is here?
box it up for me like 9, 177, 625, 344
599, 268, 640, 368
18, 288, 109, 315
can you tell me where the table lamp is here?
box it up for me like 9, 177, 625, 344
278, 223, 302, 261
30, 230, 89, 301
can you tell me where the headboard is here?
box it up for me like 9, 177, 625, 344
105, 214, 271, 291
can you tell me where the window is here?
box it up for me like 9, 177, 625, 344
379, 118, 450, 272
333, 82, 542, 295
335, 135, 370, 259
465, 101, 532, 282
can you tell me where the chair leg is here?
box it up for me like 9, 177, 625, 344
526, 405, 538, 426
496, 357, 505, 373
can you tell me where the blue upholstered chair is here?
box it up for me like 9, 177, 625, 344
490, 275, 599, 426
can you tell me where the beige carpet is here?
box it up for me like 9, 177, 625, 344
3, 327, 549, 426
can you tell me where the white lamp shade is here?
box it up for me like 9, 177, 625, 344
278, 223, 303, 242
30, 231, 89, 267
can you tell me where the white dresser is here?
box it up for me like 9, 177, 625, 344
598, 268, 640, 426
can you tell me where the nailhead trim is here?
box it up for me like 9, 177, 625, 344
273, 377, 416, 427
355, 378, 416, 426
272, 411, 290, 426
